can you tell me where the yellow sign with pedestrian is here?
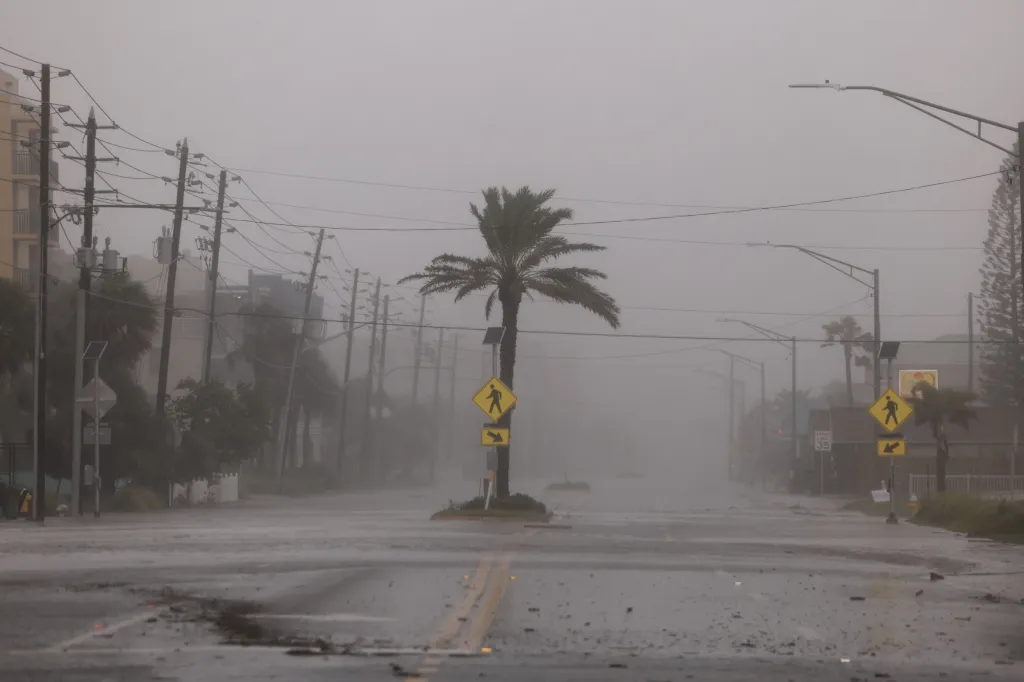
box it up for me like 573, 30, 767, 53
472, 376, 517, 421
877, 437, 906, 457
868, 388, 912, 433
480, 427, 510, 447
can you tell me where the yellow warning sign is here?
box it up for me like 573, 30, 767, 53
877, 437, 906, 457
472, 377, 517, 421
868, 388, 913, 433
480, 427, 510, 446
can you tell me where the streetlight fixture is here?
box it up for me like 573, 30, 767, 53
789, 81, 1023, 317
748, 241, 880, 400
716, 349, 766, 481
718, 318, 798, 472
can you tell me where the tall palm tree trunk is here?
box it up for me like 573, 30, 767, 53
935, 424, 949, 493
302, 406, 312, 468
843, 344, 854, 406
496, 295, 520, 498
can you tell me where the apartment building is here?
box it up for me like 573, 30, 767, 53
0, 68, 60, 292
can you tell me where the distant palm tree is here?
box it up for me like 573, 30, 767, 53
401, 186, 620, 497
908, 382, 976, 494
821, 316, 874, 406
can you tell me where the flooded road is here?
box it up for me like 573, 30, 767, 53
2, 476, 1022, 680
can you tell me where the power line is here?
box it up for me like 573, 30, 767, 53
220, 165, 997, 214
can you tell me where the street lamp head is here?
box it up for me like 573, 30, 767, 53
789, 81, 844, 91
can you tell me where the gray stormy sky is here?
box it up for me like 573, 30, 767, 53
4, 0, 1023, 472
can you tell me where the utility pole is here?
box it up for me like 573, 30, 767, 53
411, 294, 426, 402
336, 268, 359, 470
873, 269, 881, 400
360, 278, 382, 476
376, 295, 389, 395
201, 169, 228, 384
791, 337, 798, 470
65, 107, 115, 516
448, 333, 458, 465
432, 327, 444, 464
154, 139, 190, 416
276, 229, 326, 477
728, 353, 735, 479
31, 63, 50, 522
759, 360, 766, 481
968, 292, 974, 393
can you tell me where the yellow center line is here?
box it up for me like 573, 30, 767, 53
432, 554, 494, 649
463, 552, 512, 651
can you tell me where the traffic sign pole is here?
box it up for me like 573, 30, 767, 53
93, 357, 101, 518
886, 358, 896, 524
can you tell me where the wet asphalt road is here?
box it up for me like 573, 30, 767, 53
1, 474, 1023, 681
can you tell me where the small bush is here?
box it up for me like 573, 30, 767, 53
109, 485, 165, 512
545, 480, 591, 492
452, 492, 547, 513
913, 493, 1024, 540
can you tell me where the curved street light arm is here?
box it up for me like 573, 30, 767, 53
790, 82, 1019, 157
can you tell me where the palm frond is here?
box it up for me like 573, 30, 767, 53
525, 268, 620, 328
517, 236, 606, 272
484, 288, 499, 319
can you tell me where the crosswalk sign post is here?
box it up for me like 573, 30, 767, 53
479, 328, 509, 511
873, 343, 908, 526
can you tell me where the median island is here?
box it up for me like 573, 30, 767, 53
431, 492, 551, 522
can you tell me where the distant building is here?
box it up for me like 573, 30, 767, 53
0, 68, 60, 293
247, 270, 325, 340
133, 252, 250, 396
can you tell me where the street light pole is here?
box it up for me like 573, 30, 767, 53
719, 319, 798, 476
749, 242, 880, 398
789, 81, 1022, 334
716, 349, 766, 483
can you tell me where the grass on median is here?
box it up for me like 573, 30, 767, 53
431, 492, 552, 522
911, 493, 1024, 543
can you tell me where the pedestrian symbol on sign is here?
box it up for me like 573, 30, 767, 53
884, 395, 899, 426
486, 384, 503, 416
472, 377, 518, 421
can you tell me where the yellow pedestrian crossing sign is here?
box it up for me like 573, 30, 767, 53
472, 377, 517, 421
868, 388, 913, 432
481, 426, 510, 446
877, 436, 906, 457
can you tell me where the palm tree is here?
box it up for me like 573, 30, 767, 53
908, 382, 976, 494
821, 316, 874, 406
401, 186, 620, 497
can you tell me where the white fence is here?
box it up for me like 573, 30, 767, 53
169, 473, 239, 505
909, 474, 1024, 498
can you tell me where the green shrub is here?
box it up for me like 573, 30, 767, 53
449, 493, 547, 513
913, 493, 1024, 540
545, 480, 591, 492
109, 485, 165, 512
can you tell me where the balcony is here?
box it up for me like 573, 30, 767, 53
13, 152, 36, 175
12, 152, 60, 184
13, 210, 32, 234
13, 268, 37, 293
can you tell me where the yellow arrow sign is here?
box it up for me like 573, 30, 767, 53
480, 427, 510, 447
868, 388, 913, 432
877, 437, 906, 457
472, 377, 517, 421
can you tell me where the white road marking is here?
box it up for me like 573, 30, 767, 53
46, 611, 157, 652
250, 613, 397, 623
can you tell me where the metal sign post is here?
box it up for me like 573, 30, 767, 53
78, 342, 109, 517
479, 327, 506, 510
